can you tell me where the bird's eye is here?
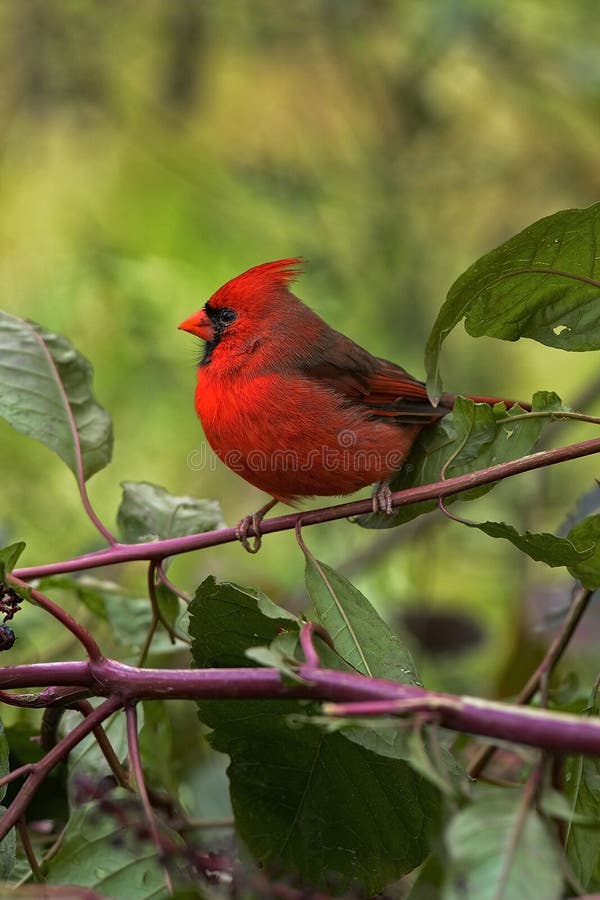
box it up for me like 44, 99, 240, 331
220, 308, 237, 324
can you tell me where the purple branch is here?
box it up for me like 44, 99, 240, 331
0, 686, 89, 709
1, 657, 600, 757
72, 699, 130, 787
157, 563, 191, 604
17, 817, 44, 883
468, 585, 595, 779
299, 622, 335, 667
299, 623, 322, 668
10, 577, 102, 661
0, 695, 122, 839
0, 662, 90, 689
126, 704, 173, 895
306, 671, 600, 756
14, 434, 600, 580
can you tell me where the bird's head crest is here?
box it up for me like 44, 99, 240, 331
179, 259, 308, 366
209, 258, 304, 310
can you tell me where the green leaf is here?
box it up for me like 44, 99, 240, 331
0, 719, 17, 879
458, 519, 595, 571
323, 715, 413, 760
540, 787, 599, 827
155, 582, 183, 634
190, 577, 297, 670
179, 753, 233, 825
0, 311, 113, 480
3, 722, 68, 824
221, 724, 438, 895
139, 701, 177, 795
246, 625, 345, 683
104, 596, 157, 653
565, 689, 600, 889
45, 797, 171, 898
444, 788, 563, 900
304, 556, 419, 683
64, 706, 133, 805
0, 718, 10, 804
245, 641, 305, 683
405, 727, 467, 798
40, 575, 155, 652
406, 852, 446, 899
39, 574, 115, 621
329, 716, 468, 794
303, 560, 467, 783
426, 203, 600, 398
190, 578, 439, 893
559, 484, 600, 535
117, 481, 225, 542
0, 808, 15, 880
0, 543, 26, 580
567, 514, 600, 589
360, 391, 563, 528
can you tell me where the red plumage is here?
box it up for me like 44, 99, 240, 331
179, 259, 519, 513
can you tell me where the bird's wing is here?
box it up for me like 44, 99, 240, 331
300, 332, 447, 425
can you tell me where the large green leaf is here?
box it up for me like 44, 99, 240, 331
359, 392, 562, 528
0, 311, 112, 479
0, 807, 15, 881
3, 722, 68, 826
426, 203, 600, 398
45, 798, 171, 898
444, 788, 563, 899
448, 518, 595, 576
406, 852, 446, 899
63, 706, 132, 807
139, 701, 177, 796
304, 556, 419, 683
117, 481, 225, 542
566, 514, 600, 590
39, 574, 173, 654
0, 717, 15, 880
190, 578, 439, 894
452, 509, 600, 590
565, 689, 600, 890
216, 723, 437, 894
0, 718, 10, 806
304, 559, 465, 791
57, 706, 189, 895
559, 484, 600, 535
190, 578, 297, 670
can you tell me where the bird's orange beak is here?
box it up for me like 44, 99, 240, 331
178, 309, 215, 341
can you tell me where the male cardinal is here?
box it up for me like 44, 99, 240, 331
179, 259, 520, 551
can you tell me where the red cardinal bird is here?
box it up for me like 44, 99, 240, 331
179, 259, 521, 551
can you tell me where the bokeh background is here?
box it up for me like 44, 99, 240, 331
1, 0, 600, 697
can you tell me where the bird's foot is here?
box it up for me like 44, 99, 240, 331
235, 499, 278, 553
371, 480, 394, 515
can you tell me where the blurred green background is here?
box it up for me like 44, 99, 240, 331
1, 0, 600, 696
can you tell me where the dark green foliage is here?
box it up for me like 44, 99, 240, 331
359, 392, 563, 528
426, 203, 600, 398
0, 161, 599, 896
565, 688, 600, 890
443, 787, 563, 900
117, 482, 225, 543
0, 718, 14, 879
304, 556, 420, 682
0, 312, 112, 481
45, 798, 172, 898
190, 577, 441, 893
